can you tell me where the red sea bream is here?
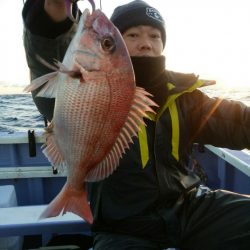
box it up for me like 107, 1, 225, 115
24, 8, 157, 224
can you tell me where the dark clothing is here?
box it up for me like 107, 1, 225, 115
93, 189, 250, 250
22, 1, 250, 249
22, 0, 76, 121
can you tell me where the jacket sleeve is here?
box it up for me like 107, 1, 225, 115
22, 0, 78, 79
22, 0, 78, 121
184, 89, 250, 150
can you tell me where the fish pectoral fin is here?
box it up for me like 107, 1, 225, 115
23, 72, 59, 98
42, 125, 65, 171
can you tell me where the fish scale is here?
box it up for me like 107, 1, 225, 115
61, 92, 104, 167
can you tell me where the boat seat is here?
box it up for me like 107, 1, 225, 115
0, 185, 24, 250
0, 184, 17, 207
0, 204, 91, 246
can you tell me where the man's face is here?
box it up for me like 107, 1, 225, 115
122, 25, 163, 57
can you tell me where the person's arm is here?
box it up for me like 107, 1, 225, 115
22, 0, 76, 77
22, 0, 78, 121
185, 89, 250, 150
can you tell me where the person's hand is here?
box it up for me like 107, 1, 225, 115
44, 0, 68, 22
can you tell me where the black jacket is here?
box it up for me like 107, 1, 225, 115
87, 59, 250, 236
23, 0, 250, 237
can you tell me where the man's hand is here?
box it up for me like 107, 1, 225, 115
44, 0, 68, 22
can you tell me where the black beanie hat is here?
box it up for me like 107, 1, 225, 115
111, 0, 166, 48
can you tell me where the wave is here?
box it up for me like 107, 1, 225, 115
0, 94, 45, 133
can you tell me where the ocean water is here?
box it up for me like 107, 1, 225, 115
0, 86, 249, 133
0, 94, 45, 133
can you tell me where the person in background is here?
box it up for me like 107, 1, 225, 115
22, 0, 250, 249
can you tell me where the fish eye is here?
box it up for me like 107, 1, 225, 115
101, 36, 116, 53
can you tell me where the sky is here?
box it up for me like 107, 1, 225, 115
0, 0, 250, 93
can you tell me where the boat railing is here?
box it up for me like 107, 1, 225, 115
0, 132, 249, 179
192, 143, 250, 194
0, 131, 59, 179
205, 145, 250, 177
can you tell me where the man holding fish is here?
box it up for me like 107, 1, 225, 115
22, 0, 250, 249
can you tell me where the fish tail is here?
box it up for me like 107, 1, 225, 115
39, 183, 93, 224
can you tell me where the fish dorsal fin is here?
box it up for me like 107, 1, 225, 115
85, 87, 157, 182
42, 122, 67, 172
23, 71, 59, 98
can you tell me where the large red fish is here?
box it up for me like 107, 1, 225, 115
24, 8, 157, 224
